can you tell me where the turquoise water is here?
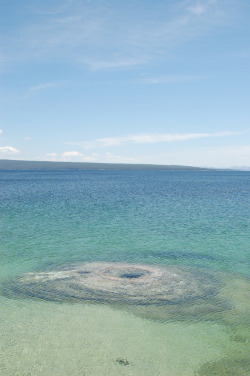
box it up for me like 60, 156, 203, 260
1, 170, 249, 375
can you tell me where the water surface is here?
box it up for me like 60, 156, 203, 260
1, 170, 249, 375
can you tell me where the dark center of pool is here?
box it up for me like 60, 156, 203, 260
120, 273, 144, 279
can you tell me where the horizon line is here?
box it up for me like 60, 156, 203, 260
0, 158, 245, 171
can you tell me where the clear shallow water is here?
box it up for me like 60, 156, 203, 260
0, 170, 249, 375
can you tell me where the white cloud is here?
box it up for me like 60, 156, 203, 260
44, 151, 99, 162
71, 131, 238, 149
0, 129, 3, 134
0, 146, 20, 154
24, 137, 32, 140
81, 57, 146, 70
61, 151, 83, 158
43, 151, 137, 164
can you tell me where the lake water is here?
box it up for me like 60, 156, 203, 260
0, 169, 249, 375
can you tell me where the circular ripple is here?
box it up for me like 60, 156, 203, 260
2, 262, 218, 305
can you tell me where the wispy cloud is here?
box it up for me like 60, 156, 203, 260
45, 153, 57, 158
61, 151, 83, 158
0, 146, 20, 154
0, 129, 3, 134
3, 0, 231, 69
70, 131, 239, 149
45, 151, 139, 164
45, 151, 98, 162
81, 58, 147, 70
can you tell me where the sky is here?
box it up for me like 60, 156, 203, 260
1, 0, 250, 168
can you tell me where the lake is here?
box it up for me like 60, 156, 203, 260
0, 169, 249, 375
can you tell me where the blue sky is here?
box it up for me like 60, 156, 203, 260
1, 0, 250, 167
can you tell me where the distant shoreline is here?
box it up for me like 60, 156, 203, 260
2, 159, 248, 171
0, 159, 215, 171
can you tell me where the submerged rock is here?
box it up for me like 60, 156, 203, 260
2, 262, 219, 306
116, 358, 130, 366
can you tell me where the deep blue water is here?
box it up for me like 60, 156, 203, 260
1, 169, 249, 277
